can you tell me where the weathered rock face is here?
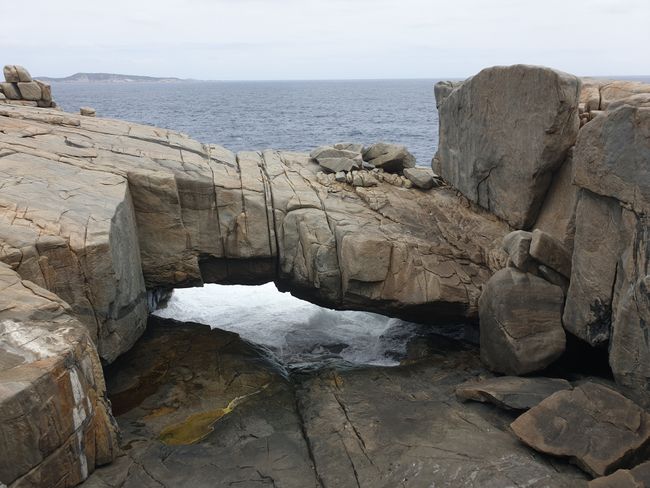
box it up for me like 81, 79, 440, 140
435, 64, 581, 229
533, 149, 579, 250
511, 382, 650, 477
566, 102, 650, 405
0, 104, 509, 347
0, 263, 118, 487
562, 191, 622, 346
479, 267, 566, 375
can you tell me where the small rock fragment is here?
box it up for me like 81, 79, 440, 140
455, 376, 572, 410
80, 106, 97, 117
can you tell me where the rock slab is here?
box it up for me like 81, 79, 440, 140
511, 382, 650, 477
456, 376, 573, 410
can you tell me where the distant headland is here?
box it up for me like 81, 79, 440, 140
36, 72, 188, 83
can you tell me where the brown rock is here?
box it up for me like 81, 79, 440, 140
0, 82, 20, 100
0, 263, 118, 486
35, 79, 52, 102
17, 81, 42, 101
479, 268, 566, 375
530, 229, 572, 278
511, 382, 650, 477
589, 461, 650, 487
455, 376, 573, 410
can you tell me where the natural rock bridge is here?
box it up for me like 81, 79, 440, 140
0, 103, 508, 486
1, 64, 649, 487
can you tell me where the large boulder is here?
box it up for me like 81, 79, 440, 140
435, 64, 581, 229
568, 102, 650, 405
3, 65, 32, 83
511, 382, 650, 477
433, 80, 462, 108
17, 81, 42, 101
574, 104, 650, 216
479, 267, 566, 375
362, 142, 416, 173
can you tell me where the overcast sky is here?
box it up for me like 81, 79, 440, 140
2, 0, 649, 80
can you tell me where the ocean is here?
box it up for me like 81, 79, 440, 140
51, 79, 447, 369
52, 79, 440, 167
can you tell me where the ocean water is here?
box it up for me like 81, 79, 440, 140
52, 80, 445, 368
154, 283, 422, 370
52, 80, 440, 166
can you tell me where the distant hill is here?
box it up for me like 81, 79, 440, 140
36, 72, 186, 83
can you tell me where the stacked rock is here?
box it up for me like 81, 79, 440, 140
0, 64, 56, 108
479, 229, 572, 376
311, 141, 443, 190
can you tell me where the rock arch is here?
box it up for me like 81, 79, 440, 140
0, 104, 508, 486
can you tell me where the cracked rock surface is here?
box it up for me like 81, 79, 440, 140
81, 316, 587, 488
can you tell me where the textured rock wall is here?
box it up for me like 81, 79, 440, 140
435, 66, 650, 406
0, 263, 118, 487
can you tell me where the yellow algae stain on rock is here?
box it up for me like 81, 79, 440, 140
143, 406, 177, 420
158, 384, 269, 446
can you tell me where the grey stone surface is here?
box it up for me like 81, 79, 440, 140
479, 267, 566, 375
82, 317, 587, 488
436, 64, 581, 229
404, 167, 435, 189
16, 81, 41, 101
563, 191, 622, 346
456, 376, 573, 410
362, 142, 416, 173
530, 229, 572, 278
0, 83, 20, 100
502, 230, 534, 271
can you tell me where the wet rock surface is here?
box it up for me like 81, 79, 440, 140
455, 376, 572, 410
81, 316, 588, 488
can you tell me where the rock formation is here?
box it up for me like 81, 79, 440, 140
0, 65, 56, 108
435, 65, 581, 229
1, 63, 649, 486
0, 99, 508, 485
435, 67, 650, 409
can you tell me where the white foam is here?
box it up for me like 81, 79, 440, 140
154, 283, 416, 368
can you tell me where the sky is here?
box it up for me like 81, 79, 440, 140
1, 0, 649, 80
